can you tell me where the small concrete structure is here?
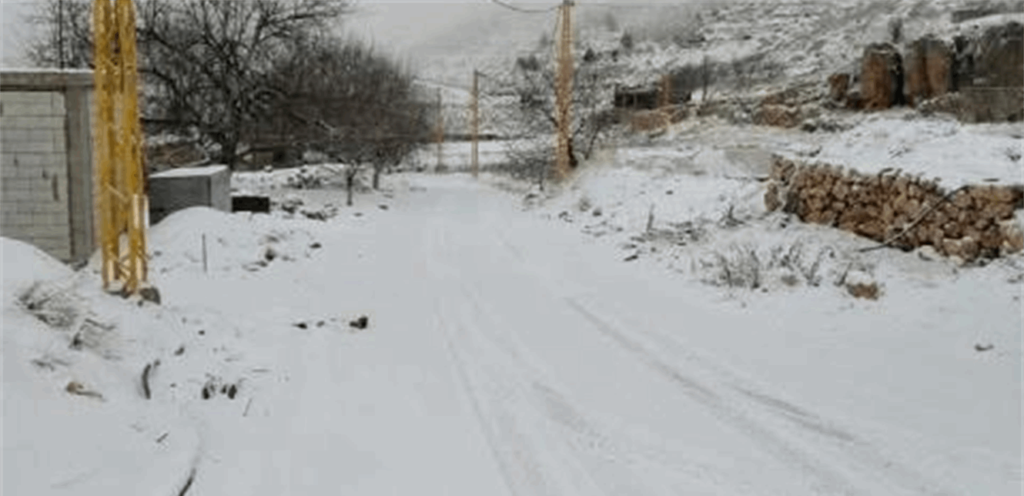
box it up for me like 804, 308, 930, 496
1, 69, 95, 264
149, 165, 231, 224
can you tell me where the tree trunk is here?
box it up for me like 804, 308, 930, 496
346, 173, 354, 206
372, 164, 381, 190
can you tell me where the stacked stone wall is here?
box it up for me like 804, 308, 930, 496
765, 156, 1024, 260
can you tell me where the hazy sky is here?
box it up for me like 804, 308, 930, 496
0, 0, 567, 67
1, 0, 34, 66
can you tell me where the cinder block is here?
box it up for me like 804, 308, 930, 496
28, 128, 56, 143
50, 93, 66, 114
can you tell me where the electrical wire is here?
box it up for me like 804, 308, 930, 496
488, 0, 560, 15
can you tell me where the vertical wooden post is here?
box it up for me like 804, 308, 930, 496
435, 89, 443, 172
471, 70, 480, 179
660, 73, 672, 108
554, 0, 574, 181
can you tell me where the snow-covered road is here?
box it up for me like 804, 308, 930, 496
7, 173, 1018, 495
156, 175, 1016, 495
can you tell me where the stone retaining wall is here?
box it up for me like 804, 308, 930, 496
764, 155, 1024, 261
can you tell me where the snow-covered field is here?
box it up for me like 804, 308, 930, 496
4, 129, 1021, 494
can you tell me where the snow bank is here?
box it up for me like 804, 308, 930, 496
3, 239, 200, 496
148, 207, 319, 275
815, 114, 1023, 189
1, 237, 73, 299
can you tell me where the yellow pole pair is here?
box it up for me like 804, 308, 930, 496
93, 0, 147, 294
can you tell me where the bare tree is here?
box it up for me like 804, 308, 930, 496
26, 0, 93, 69
262, 34, 429, 191
500, 49, 615, 187
29, 0, 352, 169
136, 0, 351, 169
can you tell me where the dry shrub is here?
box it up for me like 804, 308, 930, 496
18, 282, 80, 329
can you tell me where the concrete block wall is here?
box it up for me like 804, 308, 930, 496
0, 70, 94, 263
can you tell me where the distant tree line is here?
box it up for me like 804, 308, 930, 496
29, 0, 431, 173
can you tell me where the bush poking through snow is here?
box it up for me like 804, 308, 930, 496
286, 166, 325, 189
18, 282, 80, 329
697, 242, 838, 290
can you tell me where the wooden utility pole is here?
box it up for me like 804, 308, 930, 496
435, 89, 444, 171
660, 73, 672, 108
58, 0, 65, 68
554, 0, 574, 181
471, 70, 480, 178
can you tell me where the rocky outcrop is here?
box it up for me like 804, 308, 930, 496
904, 36, 953, 107
765, 156, 1024, 261
861, 43, 904, 110
973, 21, 1023, 88
919, 87, 1024, 122
828, 73, 850, 102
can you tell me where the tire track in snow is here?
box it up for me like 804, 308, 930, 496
427, 219, 716, 496
480, 217, 949, 495
563, 296, 955, 496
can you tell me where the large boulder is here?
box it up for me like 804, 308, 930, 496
861, 43, 905, 110
904, 36, 953, 106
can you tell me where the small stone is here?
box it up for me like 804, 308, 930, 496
294, 322, 308, 329
310, 242, 322, 249
349, 316, 369, 330
139, 286, 161, 305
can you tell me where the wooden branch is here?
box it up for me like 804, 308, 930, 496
859, 185, 968, 253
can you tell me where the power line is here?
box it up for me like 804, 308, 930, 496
488, 0, 560, 15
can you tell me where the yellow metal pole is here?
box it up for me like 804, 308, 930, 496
93, 0, 148, 294
116, 0, 146, 292
93, 0, 116, 289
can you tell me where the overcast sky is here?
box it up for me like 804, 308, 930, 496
0, 0, 570, 68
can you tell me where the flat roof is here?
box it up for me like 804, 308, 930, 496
0, 69, 94, 91
150, 165, 229, 179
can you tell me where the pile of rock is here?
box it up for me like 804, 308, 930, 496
765, 155, 1024, 261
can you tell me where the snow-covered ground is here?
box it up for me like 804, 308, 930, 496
4, 144, 1021, 494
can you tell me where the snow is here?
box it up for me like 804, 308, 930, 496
4, 1, 1023, 491
812, 112, 1024, 188
5, 155, 1020, 494
150, 165, 228, 179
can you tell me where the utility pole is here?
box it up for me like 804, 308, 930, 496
660, 73, 672, 108
471, 70, 480, 179
93, 0, 148, 295
57, 0, 65, 69
554, 0, 574, 181
435, 89, 443, 171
